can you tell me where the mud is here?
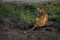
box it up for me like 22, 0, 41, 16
0, 18, 60, 40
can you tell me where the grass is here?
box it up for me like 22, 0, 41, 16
0, 2, 60, 23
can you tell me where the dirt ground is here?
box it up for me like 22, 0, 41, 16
0, 18, 60, 40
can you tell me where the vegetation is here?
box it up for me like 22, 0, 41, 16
0, 2, 60, 23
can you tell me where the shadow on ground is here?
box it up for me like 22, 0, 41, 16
0, 18, 60, 40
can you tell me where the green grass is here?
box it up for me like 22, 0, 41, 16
0, 2, 60, 23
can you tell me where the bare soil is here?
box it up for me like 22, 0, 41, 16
0, 18, 60, 40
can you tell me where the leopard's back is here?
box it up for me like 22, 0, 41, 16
36, 14, 48, 27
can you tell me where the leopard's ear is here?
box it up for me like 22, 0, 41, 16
41, 8, 46, 11
41, 8, 44, 11
37, 8, 40, 10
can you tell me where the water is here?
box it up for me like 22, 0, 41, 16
0, 0, 59, 2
